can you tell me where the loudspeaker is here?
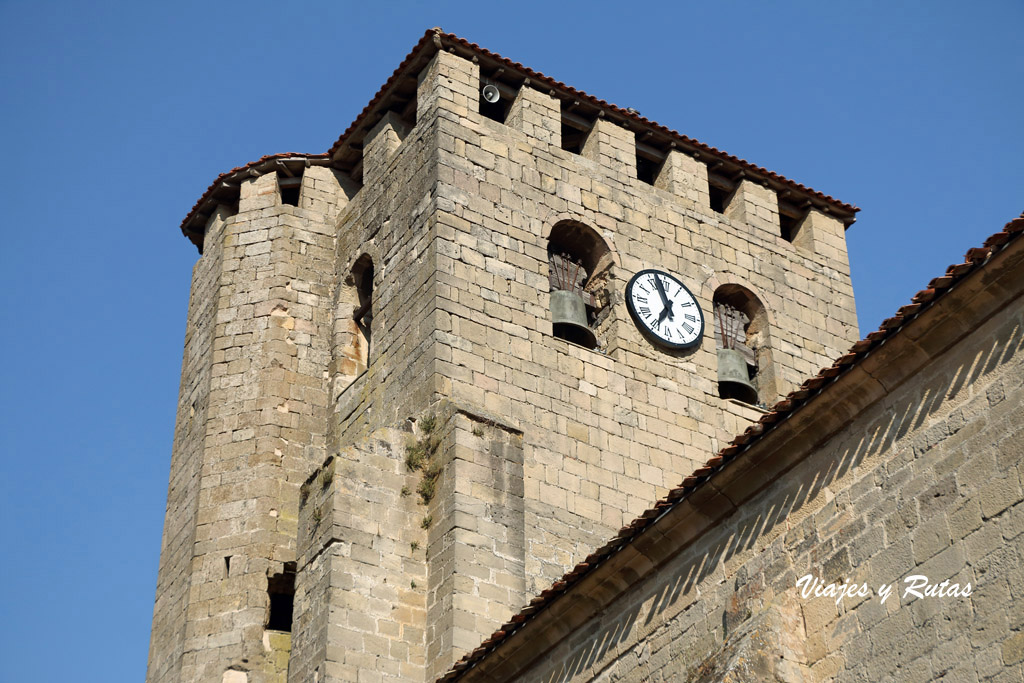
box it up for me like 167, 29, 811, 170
481, 84, 500, 104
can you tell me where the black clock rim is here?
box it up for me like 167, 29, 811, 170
625, 269, 705, 349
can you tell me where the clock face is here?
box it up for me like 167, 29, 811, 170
625, 269, 704, 349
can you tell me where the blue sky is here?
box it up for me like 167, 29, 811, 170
0, 2, 1020, 681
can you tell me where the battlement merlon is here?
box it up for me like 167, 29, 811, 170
178, 28, 858, 253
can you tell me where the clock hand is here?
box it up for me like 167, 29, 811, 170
653, 275, 670, 307
658, 302, 673, 324
653, 275, 674, 320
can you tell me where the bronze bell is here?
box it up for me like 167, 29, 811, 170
717, 348, 758, 404
551, 289, 597, 349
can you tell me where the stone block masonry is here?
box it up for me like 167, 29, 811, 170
291, 430, 429, 683
150, 34, 865, 682
415, 50, 858, 601
309, 47, 857, 678
451, 220, 1024, 683
149, 166, 345, 682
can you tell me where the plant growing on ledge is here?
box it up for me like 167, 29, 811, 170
418, 413, 437, 434
405, 433, 439, 471
417, 460, 443, 504
318, 467, 333, 490
405, 412, 444, 504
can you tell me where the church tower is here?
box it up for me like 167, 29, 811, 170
148, 29, 859, 683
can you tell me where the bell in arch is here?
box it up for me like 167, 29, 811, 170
550, 289, 597, 349
714, 301, 758, 404
717, 348, 758, 405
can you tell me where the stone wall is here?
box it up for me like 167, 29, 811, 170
310, 49, 859, 678
148, 165, 351, 682
416, 50, 859, 607
153, 42, 865, 682
473, 247, 1023, 682
422, 407, 527, 682
291, 428, 429, 683
327, 58, 441, 445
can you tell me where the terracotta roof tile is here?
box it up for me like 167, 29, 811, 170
985, 233, 1011, 247
850, 339, 874, 353
325, 29, 438, 159
881, 315, 904, 330
965, 247, 990, 262
912, 288, 936, 304
896, 303, 922, 318
437, 212, 1024, 682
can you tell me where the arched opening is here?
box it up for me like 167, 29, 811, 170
352, 256, 374, 368
332, 255, 374, 399
713, 285, 775, 406
547, 221, 613, 350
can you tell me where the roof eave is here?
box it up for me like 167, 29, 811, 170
180, 28, 861, 251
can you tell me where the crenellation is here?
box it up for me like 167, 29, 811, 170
506, 85, 561, 146
655, 149, 712, 209
580, 117, 637, 179
792, 208, 852, 270
418, 51, 479, 124
364, 111, 413, 187
724, 178, 782, 238
239, 172, 282, 213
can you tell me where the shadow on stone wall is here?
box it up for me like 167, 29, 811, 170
535, 315, 1021, 681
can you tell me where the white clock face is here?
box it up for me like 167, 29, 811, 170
626, 269, 704, 349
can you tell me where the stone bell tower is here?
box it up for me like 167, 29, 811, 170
148, 29, 859, 682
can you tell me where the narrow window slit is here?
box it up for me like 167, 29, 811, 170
779, 210, 800, 243
277, 171, 302, 207
636, 154, 661, 185
266, 562, 296, 632
353, 258, 374, 365
709, 183, 730, 214
560, 120, 586, 154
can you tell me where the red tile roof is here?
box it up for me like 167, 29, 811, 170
437, 212, 1024, 682
179, 28, 858, 250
